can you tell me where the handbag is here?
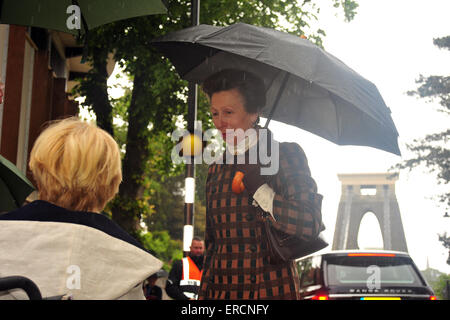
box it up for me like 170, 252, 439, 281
231, 154, 328, 264
262, 217, 328, 265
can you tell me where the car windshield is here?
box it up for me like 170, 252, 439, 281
325, 255, 424, 287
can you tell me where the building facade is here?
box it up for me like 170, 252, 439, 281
0, 24, 113, 183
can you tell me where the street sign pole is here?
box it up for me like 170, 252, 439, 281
183, 0, 200, 257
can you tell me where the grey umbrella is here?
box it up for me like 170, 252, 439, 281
152, 23, 401, 156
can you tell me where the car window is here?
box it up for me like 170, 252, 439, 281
298, 256, 321, 287
325, 255, 424, 287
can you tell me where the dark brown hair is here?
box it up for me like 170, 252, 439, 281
202, 69, 266, 114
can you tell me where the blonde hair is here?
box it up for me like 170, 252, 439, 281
29, 117, 122, 212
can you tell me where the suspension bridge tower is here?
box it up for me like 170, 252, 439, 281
332, 173, 408, 252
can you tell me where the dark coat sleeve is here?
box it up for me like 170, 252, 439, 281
202, 165, 216, 276
165, 260, 189, 300
269, 142, 324, 241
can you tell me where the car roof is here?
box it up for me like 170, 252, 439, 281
297, 249, 411, 261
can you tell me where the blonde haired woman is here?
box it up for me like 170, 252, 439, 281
0, 117, 162, 299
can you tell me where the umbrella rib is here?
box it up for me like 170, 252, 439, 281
330, 93, 342, 139
178, 43, 221, 79
263, 72, 290, 129
72, 0, 89, 34
72, 0, 90, 63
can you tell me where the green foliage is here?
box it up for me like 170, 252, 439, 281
408, 75, 450, 113
398, 132, 450, 208
332, 0, 359, 22
399, 36, 450, 210
439, 232, 450, 250
139, 230, 183, 270
395, 35, 450, 261
433, 35, 450, 51
438, 232, 450, 266
143, 162, 207, 240
430, 273, 450, 300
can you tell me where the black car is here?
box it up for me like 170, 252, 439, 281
297, 250, 437, 300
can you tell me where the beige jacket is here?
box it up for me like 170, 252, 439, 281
0, 200, 162, 300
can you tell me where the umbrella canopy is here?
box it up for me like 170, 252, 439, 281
0, 0, 167, 36
0, 155, 35, 213
152, 23, 401, 156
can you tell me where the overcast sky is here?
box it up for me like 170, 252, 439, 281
268, 0, 449, 273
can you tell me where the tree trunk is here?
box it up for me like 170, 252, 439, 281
90, 47, 114, 136
87, 53, 153, 238
111, 70, 152, 236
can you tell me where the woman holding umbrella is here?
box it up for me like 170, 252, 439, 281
199, 69, 324, 300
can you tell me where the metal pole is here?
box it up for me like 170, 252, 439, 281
183, 0, 200, 256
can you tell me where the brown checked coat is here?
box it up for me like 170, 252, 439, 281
198, 139, 324, 300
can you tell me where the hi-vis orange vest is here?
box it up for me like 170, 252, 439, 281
180, 256, 203, 300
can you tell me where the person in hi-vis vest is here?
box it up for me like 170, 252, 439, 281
166, 237, 204, 300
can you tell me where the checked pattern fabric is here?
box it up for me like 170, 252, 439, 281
198, 142, 324, 300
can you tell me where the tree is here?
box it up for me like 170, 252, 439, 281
76, 0, 359, 242
144, 162, 208, 240
431, 273, 450, 300
140, 230, 184, 271
396, 35, 450, 263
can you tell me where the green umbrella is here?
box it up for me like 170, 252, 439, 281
0, 155, 35, 213
0, 0, 167, 36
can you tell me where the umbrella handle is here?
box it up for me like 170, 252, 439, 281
263, 72, 290, 129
